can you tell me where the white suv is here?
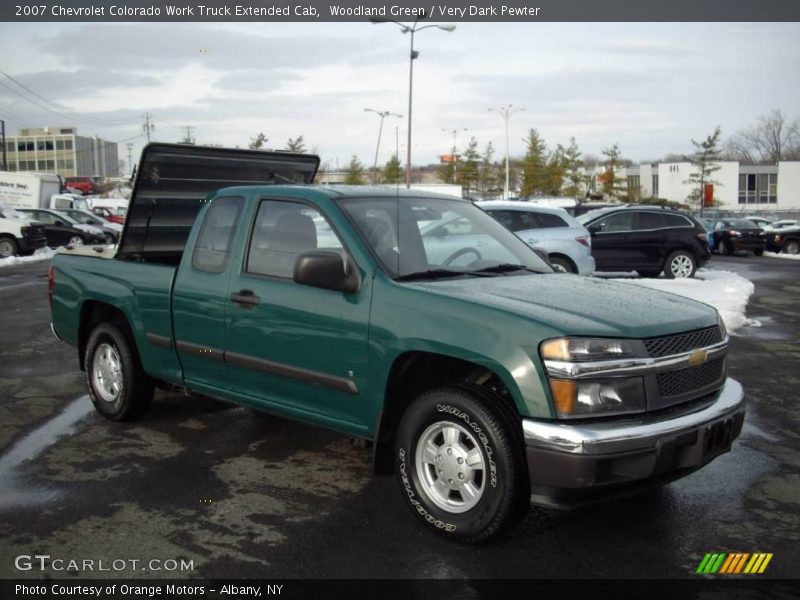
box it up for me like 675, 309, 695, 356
478, 201, 596, 275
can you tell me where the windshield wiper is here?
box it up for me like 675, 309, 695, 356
472, 263, 540, 275
395, 269, 488, 282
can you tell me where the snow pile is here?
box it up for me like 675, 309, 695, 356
610, 269, 756, 333
0, 247, 56, 268
765, 252, 800, 261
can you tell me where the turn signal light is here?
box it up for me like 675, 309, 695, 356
549, 379, 576, 416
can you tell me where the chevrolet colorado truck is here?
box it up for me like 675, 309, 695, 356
50, 144, 746, 543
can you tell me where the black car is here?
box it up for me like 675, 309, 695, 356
577, 207, 710, 278
766, 226, 800, 255
15, 208, 106, 248
711, 219, 766, 256
56, 208, 120, 244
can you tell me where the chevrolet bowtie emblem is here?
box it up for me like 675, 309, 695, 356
688, 349, 709, 366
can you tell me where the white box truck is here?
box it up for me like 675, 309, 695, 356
0, 172, 91, 211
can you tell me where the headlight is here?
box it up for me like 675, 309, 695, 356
717, 314, 728, 340
774, 234, 782, 242
549, 377, 645, 418
540, 337, 635, 362
20, 226, 30, 236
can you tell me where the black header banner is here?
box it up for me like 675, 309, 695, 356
2, 0, 799, 22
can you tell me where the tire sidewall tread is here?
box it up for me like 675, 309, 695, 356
395, 385, 528, 544
84, 322, 153, 421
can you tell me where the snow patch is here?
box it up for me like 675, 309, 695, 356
764, 252, 800, 261
0, 247, 56, 268
610, 268, 756, 333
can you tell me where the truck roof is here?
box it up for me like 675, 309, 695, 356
212, 183, 470, 202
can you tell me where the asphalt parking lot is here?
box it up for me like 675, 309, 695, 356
0, 255, 798, 579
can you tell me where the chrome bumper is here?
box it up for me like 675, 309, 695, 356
50, 322, 63, 342
522, 377, 745, 455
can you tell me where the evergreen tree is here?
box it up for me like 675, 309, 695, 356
458, 137, 481, 194
600, 143, 628, 200
478, 142, 502, 200
344, 155, 366, 185
381, 154, 403, 184
437, 148, 457, 184
248, 132, 268, 150
684, 126, 723, 216
562, 137, 588, 199
519, 128, 548, 197
544, 144, 566, 195
285, 136, 306, 153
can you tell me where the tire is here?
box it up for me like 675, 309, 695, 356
104, 233, 116, 245
548, 255, 575, 274
784, 240, 800, 255
68, 235, 84, 247
664, 250, 697, 279
753, 248, 764, 256
394, 385, 529, 543
84, 322, 154, 421
637, 269, 662, 278
0, 236, 20, 259
721, 239, 734, 256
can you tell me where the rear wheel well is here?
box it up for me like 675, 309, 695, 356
547, 253, 577, 272
78, 301, 132, 371
373, 352, 519, 475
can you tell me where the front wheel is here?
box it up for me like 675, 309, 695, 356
68, 235, 84, 247
784, 240, 800, 255
394, 385, 529, 543
753, 248, 764, 256
664, 250, 697, 279
85, 322, 154, 421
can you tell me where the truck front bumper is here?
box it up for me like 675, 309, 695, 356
521, 377, 745, 508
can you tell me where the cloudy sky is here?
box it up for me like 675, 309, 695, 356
1, 21, 799, 172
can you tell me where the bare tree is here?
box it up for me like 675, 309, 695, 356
725, 109, 800, 164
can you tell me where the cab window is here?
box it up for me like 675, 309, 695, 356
192, 196, 244, 273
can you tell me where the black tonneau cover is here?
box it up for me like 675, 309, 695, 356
116, 143, 320, 262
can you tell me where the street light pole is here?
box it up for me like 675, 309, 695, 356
489, 104, 524, 199
365, 108, 402, 184
370, 16, 456, 188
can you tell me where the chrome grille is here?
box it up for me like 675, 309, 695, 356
644, 326, 722, 358
656, 358, 725, 398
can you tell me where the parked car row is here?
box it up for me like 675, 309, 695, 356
0, 203, 127, 258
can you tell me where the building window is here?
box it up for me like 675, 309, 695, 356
65, 139, 73, 150
739, 173, 777, 204
627, 175, 640, 189
652, 174, 659, 197
18, 141, 34, 152
65, 159, 74, 169
37, 140, 55, 151
8, 162, 16, 171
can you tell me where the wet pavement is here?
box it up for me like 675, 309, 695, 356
0, 256, 798, 579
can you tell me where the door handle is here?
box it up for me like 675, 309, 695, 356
230, 290, 261, 307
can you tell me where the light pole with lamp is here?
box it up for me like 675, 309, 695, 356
364, 108, 403, 183
370, 16, 456, 188
488, 104, 524, 199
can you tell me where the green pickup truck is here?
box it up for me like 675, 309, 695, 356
50, 144, 745, 543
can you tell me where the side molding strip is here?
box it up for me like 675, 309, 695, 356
146, 332, 173, 350
225, 351, 359, 395
173, 339, 358, 395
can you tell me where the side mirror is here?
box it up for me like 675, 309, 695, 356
294, 251, 359, 293
588, 224, 601, 235
54, 220, 65, 227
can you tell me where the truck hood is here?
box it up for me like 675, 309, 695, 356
408, 274, 718, 338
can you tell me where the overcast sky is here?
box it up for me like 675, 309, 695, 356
1, 21, 799, 172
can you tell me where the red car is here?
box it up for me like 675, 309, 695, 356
64, 176, 101, 195
91, 206, 126, 225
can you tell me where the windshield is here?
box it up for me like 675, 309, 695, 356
0, 206, 29, 220
339, 196, 551, 279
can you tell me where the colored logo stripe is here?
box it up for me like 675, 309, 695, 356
697, 552, 773, 574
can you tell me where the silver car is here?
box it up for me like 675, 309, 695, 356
478, 201, 596, 275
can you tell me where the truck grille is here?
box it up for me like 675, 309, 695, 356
644, 326, 722, 358
656, 358, 725, 398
